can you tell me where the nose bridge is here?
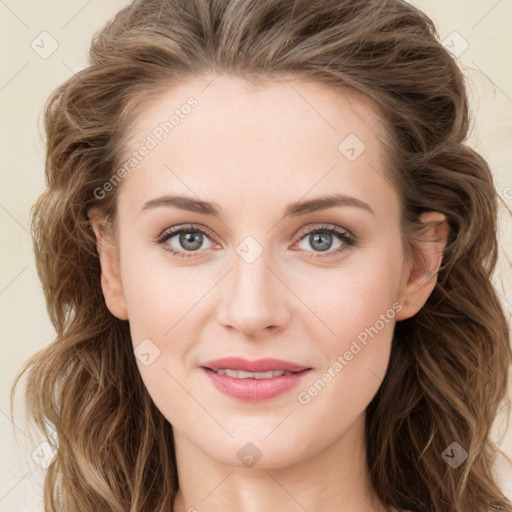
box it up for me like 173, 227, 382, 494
217, 241, 289, 335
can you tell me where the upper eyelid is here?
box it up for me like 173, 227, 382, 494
295, 223, 353, 240
158, 223, 218, 243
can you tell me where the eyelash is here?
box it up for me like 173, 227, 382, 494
154, 223, 356, 259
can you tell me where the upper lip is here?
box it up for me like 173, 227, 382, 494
201, 357, 311, 373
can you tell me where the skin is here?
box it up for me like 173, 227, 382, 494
90, 75, 449, 512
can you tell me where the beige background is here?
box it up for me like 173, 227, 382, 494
1, 0, 511, 509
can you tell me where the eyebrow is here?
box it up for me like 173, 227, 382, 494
141, 193, 375, 217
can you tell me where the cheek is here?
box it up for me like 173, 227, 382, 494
119, 251, 200, 425
291, 266, 402, 451
292, 242, 404, 401
119, 241, 194, 339
292, 243, 404, 345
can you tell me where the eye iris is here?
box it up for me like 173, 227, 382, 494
310, 232, 332, 252
179, 231, 203, 251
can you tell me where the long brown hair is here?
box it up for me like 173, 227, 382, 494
11, 0, 512, 510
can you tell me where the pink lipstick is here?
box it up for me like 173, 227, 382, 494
201, 357, 312, 402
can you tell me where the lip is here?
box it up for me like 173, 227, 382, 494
200, 357, 312, 402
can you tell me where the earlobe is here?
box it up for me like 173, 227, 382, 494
395, 211, 450, 321
88, 208, 129, 321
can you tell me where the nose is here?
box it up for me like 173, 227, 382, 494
216, 249, 291, 338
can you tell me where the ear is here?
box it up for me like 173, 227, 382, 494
88, 208, 128, 321
395, 211, 450, 321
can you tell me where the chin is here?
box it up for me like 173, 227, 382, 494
198, 432, 313, 470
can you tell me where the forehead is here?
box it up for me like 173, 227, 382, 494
117, 75, 398, 219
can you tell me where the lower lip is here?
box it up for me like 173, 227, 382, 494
202, 367, 311, 402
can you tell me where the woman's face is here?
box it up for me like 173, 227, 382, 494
95, 76, 441, 469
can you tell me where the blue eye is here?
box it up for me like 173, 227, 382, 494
293, 224, 356, 258
155, 223, 356, 259
155, 224, 215, 258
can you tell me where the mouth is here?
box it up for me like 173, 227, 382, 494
200, 357, 312, 401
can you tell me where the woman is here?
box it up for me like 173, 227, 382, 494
12, 0, 512, 511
